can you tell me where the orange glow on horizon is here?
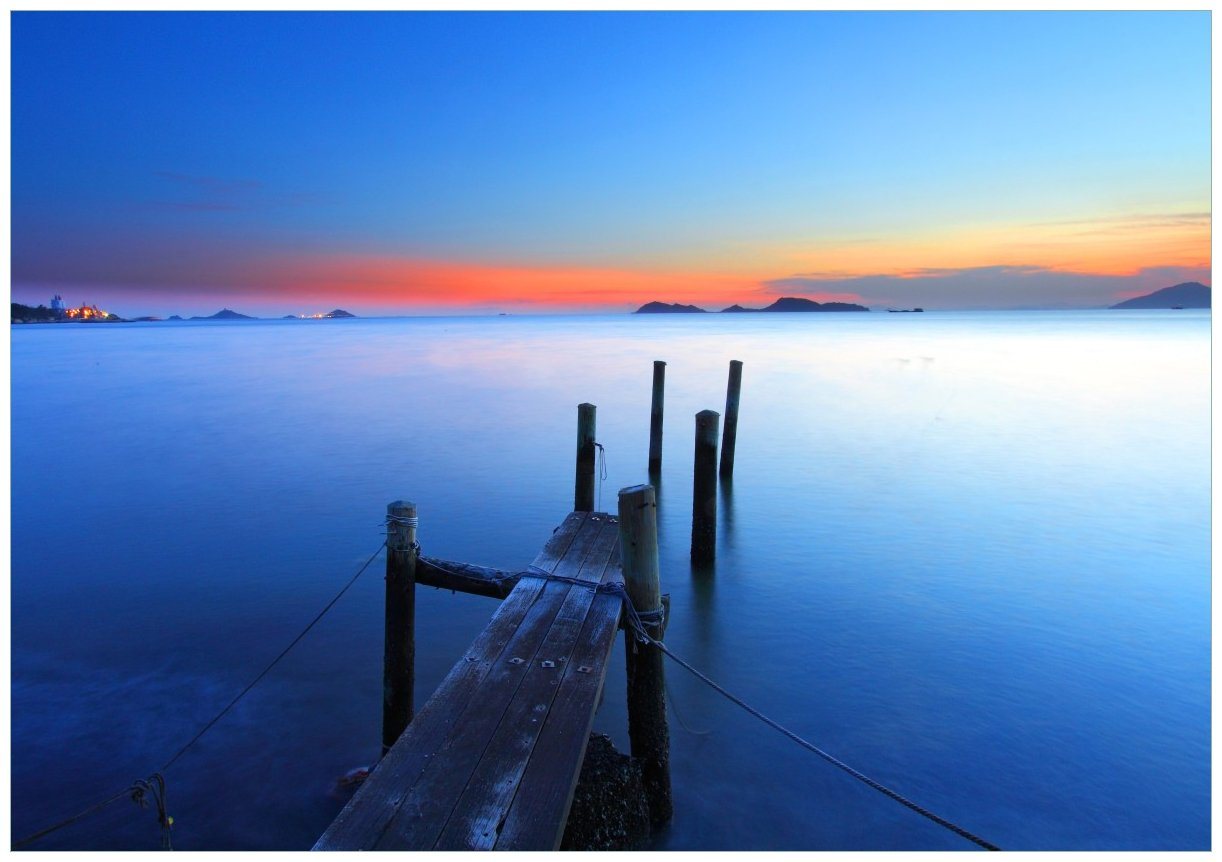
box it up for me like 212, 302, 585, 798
228, 207, 1208, 311
257, 256, 782, 309
756, 211, 1210, 279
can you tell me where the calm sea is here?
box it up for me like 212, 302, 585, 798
10, 310, 1211, 850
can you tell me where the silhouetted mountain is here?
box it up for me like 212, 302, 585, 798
634, 301, 707, 313
191, 308, 256, 320
715, 297, 870, 313
1110, 282, 1210, 309
168, 315, 183, 320
11, 302, 57, 322
324, 309, 356, 318
762, 296, 869, 312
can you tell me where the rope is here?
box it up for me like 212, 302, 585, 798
594, 442, 607, 511
131, 774, 173, 850
619, 603, 1000, 850
12, 786, 135, 850
159, 540, 386, 773
12, 540, 387, 850
522, 563, 997, 850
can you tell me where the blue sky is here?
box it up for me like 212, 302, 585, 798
10, 11, 1211, 314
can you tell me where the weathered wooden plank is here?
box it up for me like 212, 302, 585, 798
433, 518, 621, 849
313, 512, 589, 850
370, 516, 608, 849
416, 557, 518, 599
492, 558, 624, 849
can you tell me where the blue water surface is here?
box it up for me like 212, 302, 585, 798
9, 310, 1211, 850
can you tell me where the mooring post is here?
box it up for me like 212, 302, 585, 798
691, 410, 719, 562
575, 403, 597, 512
648, 361, 666, 474
383, 500, 418, 757
719, 360, 743, 479
618, 483, 672, 827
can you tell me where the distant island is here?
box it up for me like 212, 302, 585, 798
635, 301, 708, 313
284, 309, 356, 319
635, 296, 869, 313
1110, 282, 1210, 310
10, 301, 121, 323
11, 298, 359, 324
191, 308, 257, 320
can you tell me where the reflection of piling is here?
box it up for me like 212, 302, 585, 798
691, 410, 719, 562
575, 403, 596, 512
618, 483, 672, 827
719, 475, 735, 543
648, 361, 666, 474
383, 500, 418, 756
719, 360, 742, 479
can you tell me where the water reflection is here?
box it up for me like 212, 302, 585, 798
718, 476, 735, 546
10, 311, 1211, 851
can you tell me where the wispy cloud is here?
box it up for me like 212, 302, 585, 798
763, 264, 1211, 309
153, 171, 263, 194
145, 170, 326, 213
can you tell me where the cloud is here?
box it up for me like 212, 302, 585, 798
145, 201, 245, 212
153, 171, 263, 194
762, 264, 1212, 309
145, 171, 325, 213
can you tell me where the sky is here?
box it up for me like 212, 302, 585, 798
9, 11, 1212, 316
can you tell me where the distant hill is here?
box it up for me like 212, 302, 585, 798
11, 302, 57, 322
191, 308, 256, 320
761, 296, 869, 312
1110, 282, 1210, 309
636, 297, 869, 313
717, 296, 869, 313
634, 301, 707, 313
324, 308, 356, 318
168, 315, 183, 321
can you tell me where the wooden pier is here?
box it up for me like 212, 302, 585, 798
316, 376, 744, 851
316, 495, 665, 851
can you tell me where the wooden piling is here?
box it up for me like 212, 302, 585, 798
719, 360, 743, 479
383, 500, 418, 757
575, 403, 596, 512
691, 410, 719, 562
617, 483, 672, 827
648, 361, 666, 474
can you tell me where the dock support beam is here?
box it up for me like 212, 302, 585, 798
719, 360, 742, 479
575, 403, 596, 512
648, 361, 666, 475
618, 484, 672, 827
383, 500, 418, 756
691, 410, 719, 562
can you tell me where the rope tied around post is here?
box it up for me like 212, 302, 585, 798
385, 512, 421, 553
131, 774, 173, 851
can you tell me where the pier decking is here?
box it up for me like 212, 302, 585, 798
315, 511, 627, 851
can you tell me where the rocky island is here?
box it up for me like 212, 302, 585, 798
191, 308, 257, 320
635, 296, 869, 313
1110, 282, 1210, 309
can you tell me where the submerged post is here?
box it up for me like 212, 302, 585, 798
648, 361, 666, 475
691, 410, 719, 562
383, 500, 418, 757
575, 403, 596, 512
618, 483, 672, 827
719, 360, 743, 479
